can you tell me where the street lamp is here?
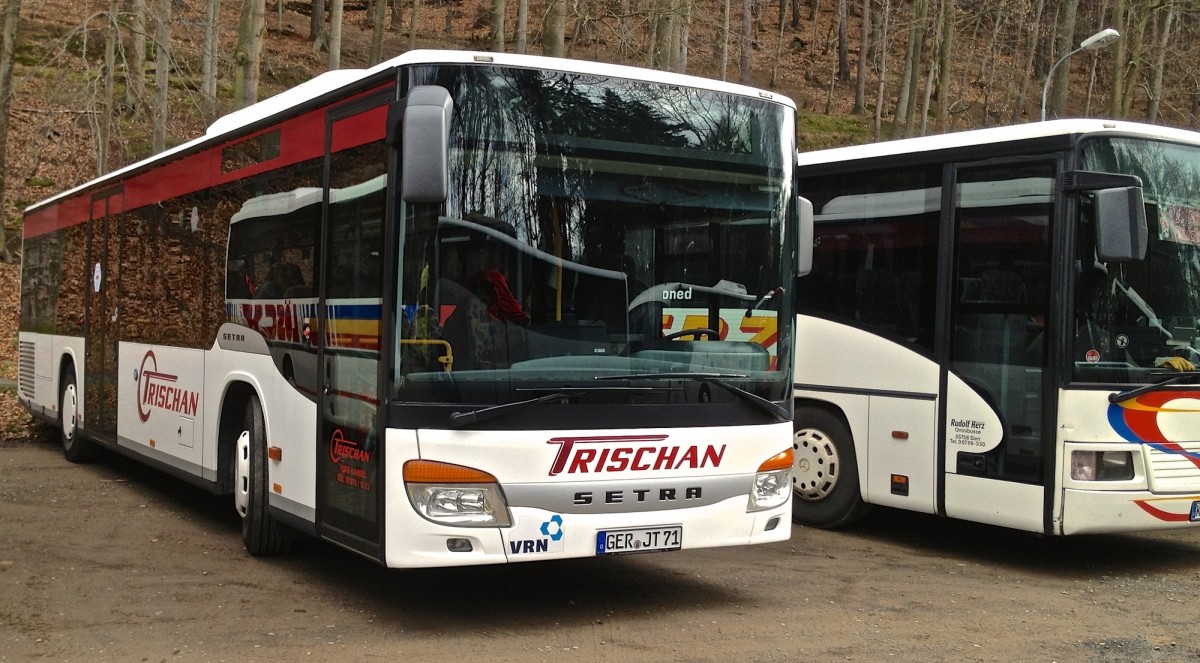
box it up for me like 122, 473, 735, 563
1040, 28, 1120, 121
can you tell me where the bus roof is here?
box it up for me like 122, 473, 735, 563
28, 50, 795, 214
796, 119, 1200, 168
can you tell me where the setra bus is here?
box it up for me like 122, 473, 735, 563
17, 50, 812, 567
789, 119, 1200, 535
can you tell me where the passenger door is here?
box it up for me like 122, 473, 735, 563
315, 96, 391, 557
943, 159, 1055, 531
85, 187, 124, 441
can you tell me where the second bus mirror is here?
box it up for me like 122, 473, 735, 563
1094, 186, 1147, 262
400, 85, 454, 204
796, 196, 814, 277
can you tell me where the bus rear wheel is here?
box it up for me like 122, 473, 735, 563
60, 371, 100, 463
234, 395, 290, 555
791, 406, 870, 528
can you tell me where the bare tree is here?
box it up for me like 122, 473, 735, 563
739, 0, 753, 84
151, 0, 170, 154
853, 0, 871, 113
328, 0, 344, 69
409, 0, 419, 50
1010, 0, 1046, 123
1147, 3, 1175, 122
0, 0, 20, 262
100, 0, 117, 174
720, 0, 731, 80
311, 0, 327, 48
936, 0, 954, 130
234, 0, 267, 110
491, 0, 506, 51
126, 0, 146, 112
516, 0, 529, 53
1047, 0, 1080, 119
202, 0, 220, 122
544, 0, 565, 57
370, 0, 387, 63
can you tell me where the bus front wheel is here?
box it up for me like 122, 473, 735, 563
791, 406, 870, 528
234, 395, 290, 555
60, 370, 100, 463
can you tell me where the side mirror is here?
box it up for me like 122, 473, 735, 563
795, 196, 814, 277
400, 85, 454, 204
1095, 186, 1147, 262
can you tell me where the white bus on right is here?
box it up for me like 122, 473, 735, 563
791, 119, 1200, 535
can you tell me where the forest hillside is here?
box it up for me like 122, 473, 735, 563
1, 0, 1197, 260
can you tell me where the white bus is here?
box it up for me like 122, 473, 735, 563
790, 119, 1200, 535
18, 50, 812, 567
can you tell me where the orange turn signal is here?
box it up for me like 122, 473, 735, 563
758, 448, 794, 472
403, 460, 498, 484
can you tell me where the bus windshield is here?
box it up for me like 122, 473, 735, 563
1075, 137, 1200, 383
394, 64, 795, 420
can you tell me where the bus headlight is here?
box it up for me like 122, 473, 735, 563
404, 460, 512, 527
749, 449, 794, 512
1070, 450, 1135, 481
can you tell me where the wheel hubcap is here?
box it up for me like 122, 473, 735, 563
234, 430, 251, 519
792, 426, 840, 501
61, 384, 78, 442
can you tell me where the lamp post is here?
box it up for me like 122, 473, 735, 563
1041, 28, 1120, 121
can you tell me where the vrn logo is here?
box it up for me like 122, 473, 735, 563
663, 287, 693, 301
508, 515, 564, 555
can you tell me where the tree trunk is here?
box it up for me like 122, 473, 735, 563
739, 0, 753, 84
889, 0, 918, 138
328, 0, 343, 69
311, 0, 327, 45
370, 0, 387, 63
770, 0, 786, 87
1047, 0, 1079, 119
100, 0, 117, 174
0, 0, 20, 262
202, 0, 220, 123
127, 0, 146, 112
516, 0, 528, 53
873, 0, 889, 139
1108, 0, 1127, 118
491, 0, 505, 52
720, 0, 730, 80
1009, 0, 1045, 123
543, 0, 565, 57
901, 0, 927, 137
234, 0, 267, 110
852, 0, 871, 114
935, 0, 953, 131
836, 0, 849, 81
409, 0, 419, 50
152, 0, 170, 154
1146, 6, 1173, 122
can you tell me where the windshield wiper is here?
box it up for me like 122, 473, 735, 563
450, 390, 583, 428
595, 372, 789, 422
1108, 371, 1200, 404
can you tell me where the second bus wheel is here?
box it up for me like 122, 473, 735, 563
59, 370, 100, 463
791, 406, 871, 529
234, 395, 290, 555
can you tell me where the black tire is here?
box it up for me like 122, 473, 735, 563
234, 395, 290, 555
791, 406, 871, 528
59, 370, 100, 463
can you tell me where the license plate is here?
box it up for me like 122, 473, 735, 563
1191, 501, 1200, 523
596, 525, 682, 555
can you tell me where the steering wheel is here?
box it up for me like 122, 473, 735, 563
662, 328, 719, 341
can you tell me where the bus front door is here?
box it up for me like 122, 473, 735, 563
84, 187, 124, 442
315, 98, 390, 558
943, 160, 1054, 532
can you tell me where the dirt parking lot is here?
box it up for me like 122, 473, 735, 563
2, 432, 1199, 663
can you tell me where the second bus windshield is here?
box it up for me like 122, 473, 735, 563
394, 64, 796, 414
1075, 137, 1200, 383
